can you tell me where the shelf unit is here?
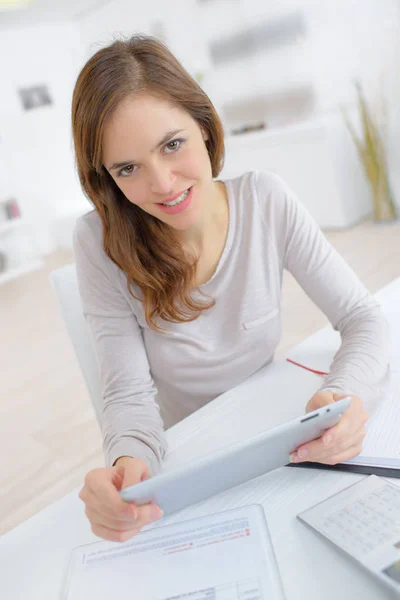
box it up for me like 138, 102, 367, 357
0, 217, 22, 234
0, 259, 44, 285
0, 214, 43, 286
196, 0, 315, 133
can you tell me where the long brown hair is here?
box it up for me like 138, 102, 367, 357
72, 35, 225, 330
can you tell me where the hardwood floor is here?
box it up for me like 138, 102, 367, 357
0, 219, 399, 536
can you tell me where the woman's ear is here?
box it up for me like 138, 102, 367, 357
201, 128, 209, 142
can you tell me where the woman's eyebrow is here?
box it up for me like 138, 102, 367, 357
108, 129, 185, 172
152, 129, 185, 152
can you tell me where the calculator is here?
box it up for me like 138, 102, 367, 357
298, 475, 400, 594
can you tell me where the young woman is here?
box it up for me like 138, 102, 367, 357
72, 35, 390, 542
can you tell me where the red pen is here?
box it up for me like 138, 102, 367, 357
286, 358, 329, 377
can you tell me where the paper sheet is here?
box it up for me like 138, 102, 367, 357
386, 312, 400, 372
63, 505, 284, 600
345, 371, 400, 468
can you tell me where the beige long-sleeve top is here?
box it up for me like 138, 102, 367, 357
73, 170, 390, 475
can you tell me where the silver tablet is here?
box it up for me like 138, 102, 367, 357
120, 396, 351, 515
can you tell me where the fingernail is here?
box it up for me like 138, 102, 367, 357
323, 434, 333, 446
151, 506, 163, 520
298, 448, 308, 459
290, 453, 299, 463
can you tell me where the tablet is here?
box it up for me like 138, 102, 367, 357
119, 396, 351, 516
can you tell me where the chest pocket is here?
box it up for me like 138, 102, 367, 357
242, 307, 279, 330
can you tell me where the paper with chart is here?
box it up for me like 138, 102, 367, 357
63, 504, 285, 600
345, 371, 400, 469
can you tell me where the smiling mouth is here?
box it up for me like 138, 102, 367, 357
161, 188, 191, 207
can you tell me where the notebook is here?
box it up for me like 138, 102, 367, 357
298, 475, 400, 595
62, 504, 286, 600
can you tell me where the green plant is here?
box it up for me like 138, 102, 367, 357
341, 81, 397, 222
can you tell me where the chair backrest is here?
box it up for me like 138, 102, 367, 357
49, 264, 103, 424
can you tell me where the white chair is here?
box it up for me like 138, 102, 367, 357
49, 264, 103, 424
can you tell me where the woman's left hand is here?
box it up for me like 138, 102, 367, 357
290, 391, 369, 465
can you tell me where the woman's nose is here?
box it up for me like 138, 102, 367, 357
149, 165, 177, 195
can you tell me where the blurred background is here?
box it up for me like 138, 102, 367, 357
1, 0, 399, 534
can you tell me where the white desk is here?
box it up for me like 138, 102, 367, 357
2, 278, 399, 600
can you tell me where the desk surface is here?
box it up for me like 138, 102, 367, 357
2, 277, 399, 600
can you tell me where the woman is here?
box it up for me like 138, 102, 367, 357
72, 35, 390, 542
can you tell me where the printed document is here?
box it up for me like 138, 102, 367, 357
345, 371, 400, 468
63, 504, 285, 600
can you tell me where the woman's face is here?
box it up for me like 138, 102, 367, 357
102, 93, 215, 231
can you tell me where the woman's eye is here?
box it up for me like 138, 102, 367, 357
164, 139, 183, 153
118, 164, 136, 177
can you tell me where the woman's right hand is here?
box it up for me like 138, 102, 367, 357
79, 456, 163, 542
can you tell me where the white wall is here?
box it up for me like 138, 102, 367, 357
198, 0, 400, 120
56, 0, 400, 235
305, 0, 400, 112
77, 0, 208, 76
300, 0, 400, 214
0, 1, 208, 257
75, 0, 400, 229
198, 0, 400, 219
2, 0, 398, 258
0, 22, 87, 254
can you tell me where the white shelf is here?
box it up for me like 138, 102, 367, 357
0, 259, 43, 285
0, 218, 22, 234
225, 114, 326, 145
